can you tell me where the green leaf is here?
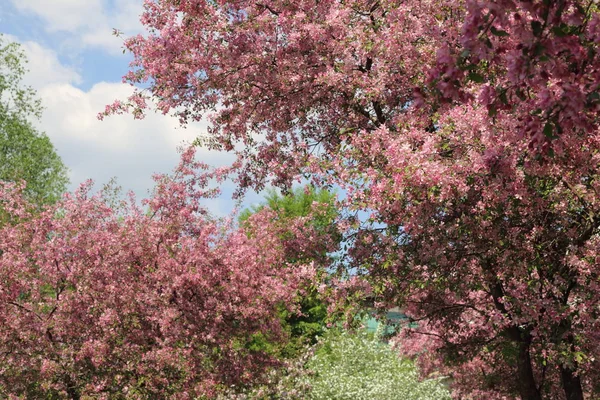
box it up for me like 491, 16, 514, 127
551, 23, 569, 37
587, 92, 600, 103
531, 20, 543, 37
574, 351, 586, 363
490, 26, 509, 37
533, 43, 546, 57
498, 88, 508, 104
588, 46, 596, 61
468, 72, 485, 83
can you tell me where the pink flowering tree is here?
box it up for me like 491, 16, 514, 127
108, 1, 600, 399
0, 148, 327, 399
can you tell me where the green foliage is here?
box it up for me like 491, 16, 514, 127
276, 293, 328, 357
240, 186, 339, 356
240, 186, 338, 233
0, 35, 69, 206
304, 329, 451, 400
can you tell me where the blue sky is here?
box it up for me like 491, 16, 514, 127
1, 0, 263, 215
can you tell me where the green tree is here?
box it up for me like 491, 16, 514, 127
0, 36, 68, 206
240, 186, 340, 357
240, 186, 338, 236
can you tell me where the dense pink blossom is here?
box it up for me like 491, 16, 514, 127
109, 1, 600, 399
0, 148, 330, 398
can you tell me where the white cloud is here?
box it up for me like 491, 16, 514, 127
37, 80, 236, 202
9, 0, 144, 55
3, 34, 83, 88
10, 0, 104, 32
7, 35, 241, 215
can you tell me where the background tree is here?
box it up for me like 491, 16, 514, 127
240, 186, 340, 357
0, 36, 68, 206
111, 1, 600, 398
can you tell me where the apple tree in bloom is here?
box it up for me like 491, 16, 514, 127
0, 148, 328, 399
109, 0, 600, 399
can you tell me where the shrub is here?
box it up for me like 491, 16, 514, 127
304, 329, 451, 400
222, 327, 451, 400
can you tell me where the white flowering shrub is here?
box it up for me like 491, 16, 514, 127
303, 328, 451, 400
220, 328, 451, 399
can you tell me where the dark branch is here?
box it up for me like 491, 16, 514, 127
256, 3, 280, 16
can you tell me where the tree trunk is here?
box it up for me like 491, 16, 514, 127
516, 340, 542, 400
489, 280, 541, 400
561, 365, 584, 400
64, 374, 80, 400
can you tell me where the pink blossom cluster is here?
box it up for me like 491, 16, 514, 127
0, 148, 327, 398
108, 0, 600, 398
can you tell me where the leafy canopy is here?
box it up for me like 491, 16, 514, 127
0, 36, 68, 206
240, 186, 340, 357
